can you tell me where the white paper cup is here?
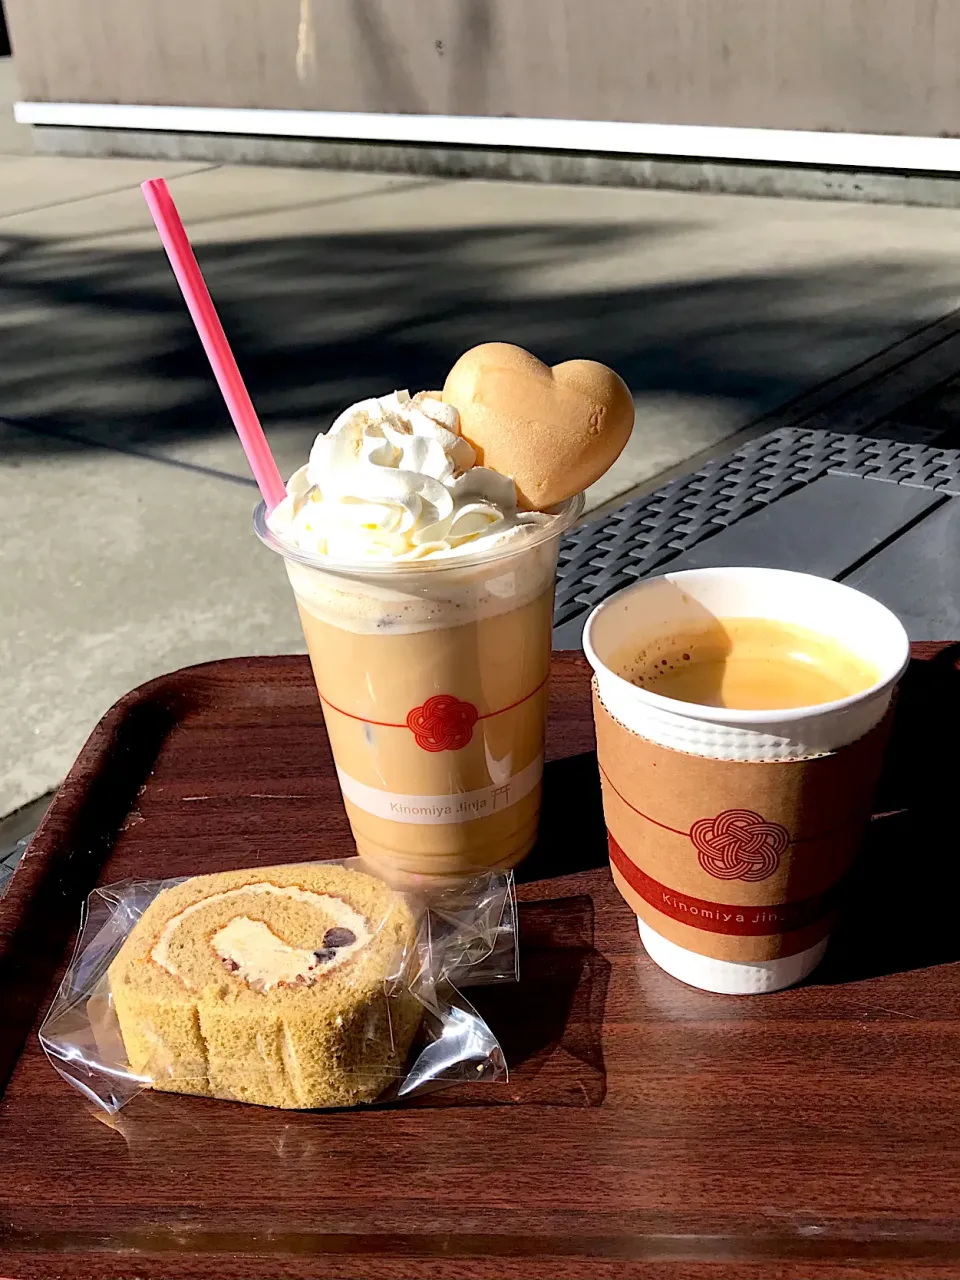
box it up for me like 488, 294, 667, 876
585, 567, 909, 994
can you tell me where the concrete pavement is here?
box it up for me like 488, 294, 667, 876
4, 56, 960, 817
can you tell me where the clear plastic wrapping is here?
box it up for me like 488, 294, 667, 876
40, 858, 516, 1112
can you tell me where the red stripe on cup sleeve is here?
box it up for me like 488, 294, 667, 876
607, 832, 840, 937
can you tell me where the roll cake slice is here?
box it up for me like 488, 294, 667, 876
108, 862, 421, 1108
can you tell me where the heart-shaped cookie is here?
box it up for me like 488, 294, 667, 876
442, 343, 634, 510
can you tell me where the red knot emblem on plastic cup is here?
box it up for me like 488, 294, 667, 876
690, 808, 790, 882
406, 695, 479, 752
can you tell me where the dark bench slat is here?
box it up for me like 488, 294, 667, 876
842, 497, 960, 640
553, 429, 960, 648
660, 474, 944, 578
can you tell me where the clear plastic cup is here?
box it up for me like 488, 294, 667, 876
256, 496, 583, 881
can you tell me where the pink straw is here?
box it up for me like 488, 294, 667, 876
141, 178, 287, 513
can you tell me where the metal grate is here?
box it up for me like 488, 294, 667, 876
554, 428, 960, 631
0, 835, 31, 897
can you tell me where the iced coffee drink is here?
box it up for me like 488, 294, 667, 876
258, 390, 581, 878
258, 344, 634, 879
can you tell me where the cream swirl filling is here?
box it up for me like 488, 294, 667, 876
151, 883, 370, 992
211, 916, 366, 991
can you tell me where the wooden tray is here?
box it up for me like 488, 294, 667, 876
2, 647, 960, 1280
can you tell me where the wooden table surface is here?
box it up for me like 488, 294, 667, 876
2, 647, 960, 1280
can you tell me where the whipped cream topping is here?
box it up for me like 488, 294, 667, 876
267, 390, 549, 561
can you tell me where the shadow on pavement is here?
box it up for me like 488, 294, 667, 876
2, 220, 958, 471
